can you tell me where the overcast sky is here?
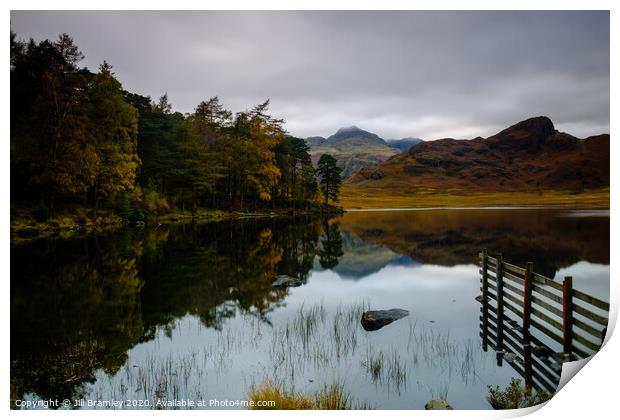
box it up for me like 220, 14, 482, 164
11, 11, 609, 140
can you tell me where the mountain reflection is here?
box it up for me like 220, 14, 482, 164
339, 209, 609, 279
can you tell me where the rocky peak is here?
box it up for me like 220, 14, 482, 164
491, 116, 556, 142
328, 126, 382, 142
335, 125, 363, 134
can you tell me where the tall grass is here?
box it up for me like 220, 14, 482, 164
82, 301, 487, 409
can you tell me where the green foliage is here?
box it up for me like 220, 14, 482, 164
487, 378, 552, 409
316, 154, 343, 210
142, 188, 170, 216
274, 136, 318, 207
113, 187, 169, 221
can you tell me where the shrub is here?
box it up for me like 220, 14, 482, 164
487, 378, 552, 409
142, 188, 169, 216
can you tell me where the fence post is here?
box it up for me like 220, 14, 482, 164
481, 249, 489, 351
562, 276, 574, 358
496, 253, 504, 366
523, 262, 534, 389
523, 262, 533, 330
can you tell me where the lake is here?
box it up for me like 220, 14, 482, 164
10, 208, 610, 409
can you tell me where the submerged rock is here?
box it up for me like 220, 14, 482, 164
503, 352, 518, 363
532, 346, 553, 359
272, 275, 302, 289
425, 399, 453, 410
360, 309, 409, 331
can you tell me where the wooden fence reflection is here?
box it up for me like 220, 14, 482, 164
478, 249, 609, 393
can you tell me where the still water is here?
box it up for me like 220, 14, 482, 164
10, 209, 609, 409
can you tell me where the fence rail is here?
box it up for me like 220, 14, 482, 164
478, 249, 609, 393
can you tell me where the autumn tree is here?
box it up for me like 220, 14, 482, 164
228, 101, 283, 209
87, 62, 140, 217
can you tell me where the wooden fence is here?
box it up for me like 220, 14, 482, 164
478, 249, 609, 393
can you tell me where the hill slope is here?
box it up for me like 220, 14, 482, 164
346, 116, 609, 199
387, 137, 424, 152
307, 126, 400, 178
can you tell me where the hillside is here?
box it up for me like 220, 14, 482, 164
387, 137, 424, 152
345, 117, 609, 201
306, 126, 400, 178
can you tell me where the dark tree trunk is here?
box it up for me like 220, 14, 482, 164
48, 193, 56, 219
92, 180, 99, 219
323, 182, 329, 213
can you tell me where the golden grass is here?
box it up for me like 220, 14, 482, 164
340, 186, 609, 209
248, 381, 371, 410
248, 382, 314, 409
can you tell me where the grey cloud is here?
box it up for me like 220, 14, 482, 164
10, 10, 609, 139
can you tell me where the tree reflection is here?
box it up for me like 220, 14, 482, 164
318, 221, 344, 269
11, 233, 147, 404
11, 216, 325, 404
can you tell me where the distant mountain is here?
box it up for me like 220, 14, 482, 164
387, 137, 424, 152
305, 136, 328, 148
346, 116, 609, 193
306, 126, 400, 179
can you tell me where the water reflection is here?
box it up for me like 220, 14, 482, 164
317, 221, 344, 269
11, 217, 327, 404
10, 209, 609, 409
340, 209, 609, 279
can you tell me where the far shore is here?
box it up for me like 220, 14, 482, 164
339, 187, 610, 210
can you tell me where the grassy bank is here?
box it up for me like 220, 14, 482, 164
340, 186, 610, 209
10, 203, 343, 243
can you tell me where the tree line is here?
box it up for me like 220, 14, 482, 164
11, 32, 342, 222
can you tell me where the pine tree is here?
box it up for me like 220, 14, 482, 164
316, 154, 342, 212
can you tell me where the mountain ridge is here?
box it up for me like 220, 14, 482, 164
346, 116, 609, 193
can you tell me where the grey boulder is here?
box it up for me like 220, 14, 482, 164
361, 309, 409, 331
425, 400, 453, 410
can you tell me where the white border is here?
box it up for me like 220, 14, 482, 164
3, 2, 617, 420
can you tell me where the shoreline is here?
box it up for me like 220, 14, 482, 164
10, 207, 342, 245
344, 206, 611, 212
